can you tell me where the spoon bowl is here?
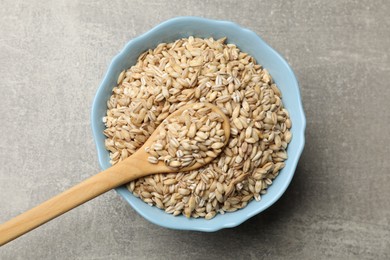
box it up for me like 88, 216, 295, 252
137, 102, 231, 173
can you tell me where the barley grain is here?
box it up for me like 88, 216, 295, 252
104, 36, 292, 220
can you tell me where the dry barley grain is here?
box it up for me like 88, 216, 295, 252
104, 36, 292, 219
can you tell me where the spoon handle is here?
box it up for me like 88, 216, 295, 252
0, 158, 145, 246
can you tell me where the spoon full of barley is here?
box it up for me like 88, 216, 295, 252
0, 103, 230, 245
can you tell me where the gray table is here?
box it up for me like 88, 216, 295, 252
1, 0, 389, 259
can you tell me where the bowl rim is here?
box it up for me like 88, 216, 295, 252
91, 16, 306, 231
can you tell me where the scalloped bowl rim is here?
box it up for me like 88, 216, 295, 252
91, 16, 306, 232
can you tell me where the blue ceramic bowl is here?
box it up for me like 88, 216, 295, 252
91, 17, 305, 231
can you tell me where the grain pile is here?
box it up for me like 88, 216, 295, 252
103, 36, 292, 219
146, 103, 227, 169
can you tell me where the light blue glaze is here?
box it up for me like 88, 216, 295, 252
91, 17, 306, 232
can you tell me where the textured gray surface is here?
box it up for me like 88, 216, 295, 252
1, 0, 389, 259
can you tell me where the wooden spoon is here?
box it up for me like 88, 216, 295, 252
0, 103, 230, 246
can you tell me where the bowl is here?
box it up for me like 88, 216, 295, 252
91, 17, 306, 231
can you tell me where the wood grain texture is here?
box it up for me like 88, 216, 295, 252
0, 154, 146, 245
0, 103, 229, 245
